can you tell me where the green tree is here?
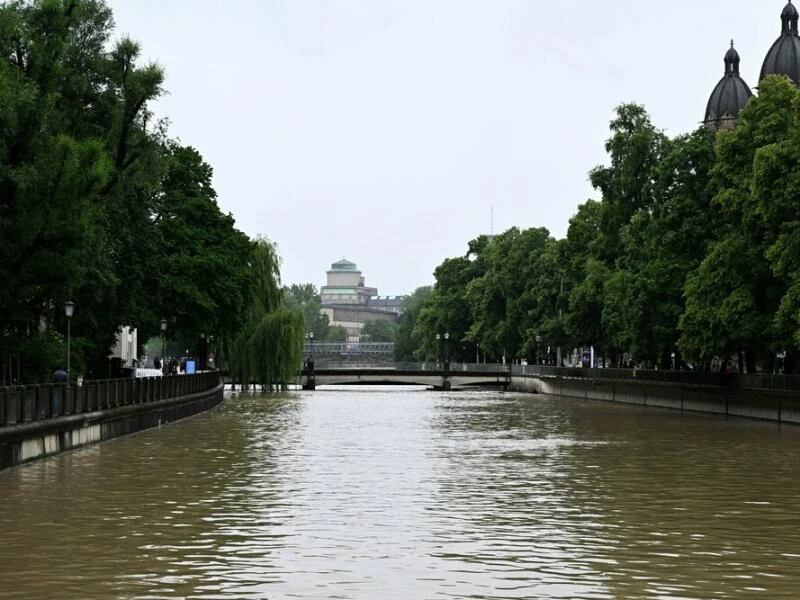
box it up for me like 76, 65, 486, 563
679, 76, 795, 370
326, 325, 348, 343
283, 283, 330, 339
465, 227, 553, 362
0, 0, 166, 380
394, 286, 431, 361
589, 103, 666, 265
361, 319, 396, 343
561, 201, 607, 357
413, 242, 487, 361
155, 145, 254, 344
228, 238, 304, 389
603, 128, 716, 368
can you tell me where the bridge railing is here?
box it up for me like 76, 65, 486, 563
305, 342, 395, 356
450, 362, 509, 373
0, 372, 221, 428
306, 361, 511, 373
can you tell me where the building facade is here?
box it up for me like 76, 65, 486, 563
320, 259, 404, 341
109, 326, 138, 369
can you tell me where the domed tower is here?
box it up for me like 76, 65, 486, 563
760, 1, 800, 84
704, 41, 753, 130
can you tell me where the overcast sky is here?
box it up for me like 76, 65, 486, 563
106, 0, 782, 296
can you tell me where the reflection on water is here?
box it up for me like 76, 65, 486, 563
1, 387, 800, 599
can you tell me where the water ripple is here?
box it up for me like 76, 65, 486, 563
1, 388, 800, 598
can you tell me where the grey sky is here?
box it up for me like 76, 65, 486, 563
107, 0, 778, 296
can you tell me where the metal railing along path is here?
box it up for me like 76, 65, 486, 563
510, 364, 800, 392
0, 372, 221, 428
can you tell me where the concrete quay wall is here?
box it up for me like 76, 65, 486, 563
511, 374, 800, 425
0, 383, 224, 471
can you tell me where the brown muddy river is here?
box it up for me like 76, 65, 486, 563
1, 386, 799, 599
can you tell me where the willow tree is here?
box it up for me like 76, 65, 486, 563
228, 238, 304, 390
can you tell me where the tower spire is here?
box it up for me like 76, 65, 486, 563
725, 39, 741, 75
782, 0, 799, 35
761, 1, 800, 83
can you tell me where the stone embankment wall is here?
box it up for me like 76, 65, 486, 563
511, 374, 800, 425
0, 374, 224, 471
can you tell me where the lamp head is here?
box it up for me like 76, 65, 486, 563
64, 300, 75, 318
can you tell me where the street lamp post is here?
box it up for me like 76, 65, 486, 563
160, 319, 167, 373
437, 332, 451, 391
305, 332, 315, 363
64, 301, 75, 380
535, 335, 542, 365
302, 331, 316, 390
436, 333, 441, 366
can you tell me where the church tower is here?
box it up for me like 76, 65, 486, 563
704, 41, 753, 130
760, 1, 800, 84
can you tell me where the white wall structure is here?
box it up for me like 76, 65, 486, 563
109, 326, 138, 366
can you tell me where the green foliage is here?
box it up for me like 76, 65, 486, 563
227, 239, 304, 389
394, 286, 431, 361
413, 92, 800, 372
559, 201, 606, 356
412, 250, 486, 361
465, 227, 553, 360
7, 2, 800, 378
0, 0, 161, 380
680, 76, 798, 369
0, 0, 301, 383
326, 325, 348, 343
589, 104, 666, 265
16, 330, 67, 384
283, 283, 331, 339
604, 129, 717, 367
156, 145, 254, 342
361, 319, 396, 343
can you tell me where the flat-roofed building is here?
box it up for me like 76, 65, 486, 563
320, 259, 404, 341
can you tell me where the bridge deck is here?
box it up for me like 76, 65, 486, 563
301, 363, 511, 390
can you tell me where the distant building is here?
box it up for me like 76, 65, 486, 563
704, 2, 800, 130
320, 259, 404, 341
704, 41, 753, 130
321, 259, 377, 306
760, 1, 800, 84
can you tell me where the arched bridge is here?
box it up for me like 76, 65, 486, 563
300, 362, 511, 391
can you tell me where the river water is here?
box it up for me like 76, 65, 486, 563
1, 387, 800, 599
